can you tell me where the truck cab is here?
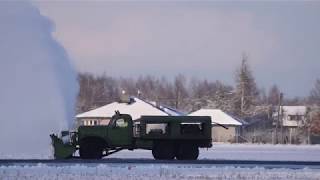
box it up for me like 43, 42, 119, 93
77, 112, 134, 159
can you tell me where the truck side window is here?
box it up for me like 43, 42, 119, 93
146, 123, 168, 134
115, 118, 128, 128
180, 123, 202, 135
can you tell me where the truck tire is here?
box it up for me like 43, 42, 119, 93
152, 141, 175, 160
79, 141, 103, 159
175, 143, 199, 160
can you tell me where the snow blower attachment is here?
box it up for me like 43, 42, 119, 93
50, 132, 77, 159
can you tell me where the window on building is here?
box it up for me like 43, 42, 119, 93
288, 115, 303, 121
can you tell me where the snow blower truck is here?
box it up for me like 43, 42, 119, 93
50, 111, 213, 160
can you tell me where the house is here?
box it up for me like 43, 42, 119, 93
158, 105, 186, 116
272, 106, 308, 144
76, 97, 168, 127
188, 109, 245, 143
274, 106, 307, 127
140, 101, 186, 116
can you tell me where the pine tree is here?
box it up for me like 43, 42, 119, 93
311, 109, 320, 135
233, 54, 259, 117
310, 79, 320, 105
268, 84, 280, 106
308, 79, 320, 136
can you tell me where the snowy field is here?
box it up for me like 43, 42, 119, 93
1, 144, 320, 180
108, 143, 320, 162
1, 163, 320, 180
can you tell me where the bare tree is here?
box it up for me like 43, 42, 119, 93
174, 74, 188, 109
157, 77, 176, 107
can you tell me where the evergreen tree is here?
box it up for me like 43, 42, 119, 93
310, 79, 320, 105
311, 108, 320, 135
233, 54, 259, 117
268, 84, 280, 106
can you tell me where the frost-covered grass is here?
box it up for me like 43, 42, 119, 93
1, 163, 320, 180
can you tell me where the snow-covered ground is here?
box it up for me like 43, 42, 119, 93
200, 143, 320, 161
1, 163, 320, 180
1, 144, 320, 180
108, 143, 320, 162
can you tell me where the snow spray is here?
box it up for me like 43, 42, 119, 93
0, 1, 78, 158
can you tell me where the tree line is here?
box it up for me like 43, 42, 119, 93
76, 56, 320, 138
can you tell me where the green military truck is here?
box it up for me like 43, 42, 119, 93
50, 111, 212, 160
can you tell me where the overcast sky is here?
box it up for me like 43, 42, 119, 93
33, 1, 320, 97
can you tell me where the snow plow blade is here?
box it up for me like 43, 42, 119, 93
50, 134, 76, 159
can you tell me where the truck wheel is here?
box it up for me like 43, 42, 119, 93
79, 141, 103, 159
176, 143, 199, 160
152, 141, 175, 160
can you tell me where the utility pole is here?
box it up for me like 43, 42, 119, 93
241, 81, 245, 117
278, 92, 283, 144
275, 93, 283, 144
239, 56, 246, 118
308, 111, 312, 144
275, 108, 278, 144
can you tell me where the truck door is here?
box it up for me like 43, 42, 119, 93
107, 114, 133, 147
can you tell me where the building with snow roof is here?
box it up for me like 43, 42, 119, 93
189, 109, 245, 142
76, 97, 168, 127
273, 106, 307, 127
272, 106, 308, 144
158, 105, 186, 116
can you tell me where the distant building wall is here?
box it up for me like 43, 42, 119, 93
76, 118, 111, 128
272, 106, 307, 127
282, 114, 305, 127
212, 126, 239, 142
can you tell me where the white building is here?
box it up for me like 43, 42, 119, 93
189, 109, 244, 142
274, 106, 307, 127
76, 97, 168, 126
272, 106, 308, 144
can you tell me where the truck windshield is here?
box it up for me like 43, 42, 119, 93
115, 118, 128, 128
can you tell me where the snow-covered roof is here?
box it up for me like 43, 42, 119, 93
158, 105, 186, 116
281, 106, 307, 115
76, 97, 168, 120
188, 109, 242, 126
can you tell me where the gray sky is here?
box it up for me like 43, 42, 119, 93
34, 1, 320, 97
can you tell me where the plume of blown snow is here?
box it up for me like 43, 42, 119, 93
0, 1, 78, 158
